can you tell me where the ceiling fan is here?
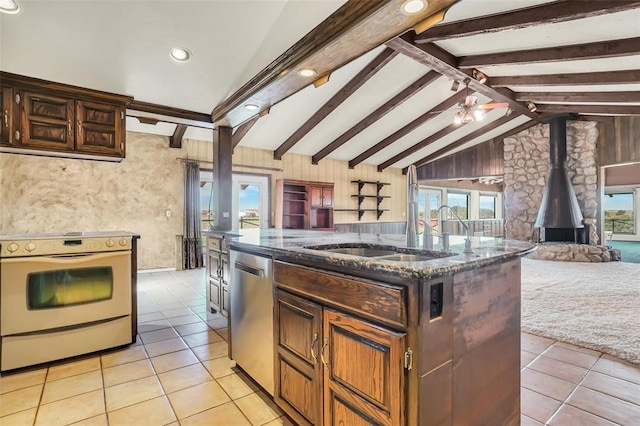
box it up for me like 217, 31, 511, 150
452, 78, 509, 125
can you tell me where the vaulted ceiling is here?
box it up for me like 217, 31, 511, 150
3, 0, 639, 171
229, 0, 640, 172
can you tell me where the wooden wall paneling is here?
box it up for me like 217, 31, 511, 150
232, 146, 407, 225
416, 139, 505, 180
598, 117, 640, 166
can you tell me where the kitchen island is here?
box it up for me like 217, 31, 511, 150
224, 228, 535, 426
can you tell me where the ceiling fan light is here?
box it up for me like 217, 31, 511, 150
0, 0, 20, 14
453, 111, 463, 125
473, 109, 485, 121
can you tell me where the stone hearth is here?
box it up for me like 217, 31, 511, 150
527, 243, 621, 262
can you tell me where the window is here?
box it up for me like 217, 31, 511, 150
604, 192, 635, 234
479, 194, 497, 219
446, 192, 469, 219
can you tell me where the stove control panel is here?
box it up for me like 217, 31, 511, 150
0, 235, 133, 257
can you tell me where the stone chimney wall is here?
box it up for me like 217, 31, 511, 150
503, 121, 599, 242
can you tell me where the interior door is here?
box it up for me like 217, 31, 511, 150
232, 173, 270, 229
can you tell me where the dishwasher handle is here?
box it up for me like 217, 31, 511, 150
234, 261, 265, 278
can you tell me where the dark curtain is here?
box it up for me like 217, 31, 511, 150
183, 161, 204, 269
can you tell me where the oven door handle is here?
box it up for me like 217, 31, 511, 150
0, 251, 131, 264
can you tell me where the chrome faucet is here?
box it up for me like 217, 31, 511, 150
438, 205, 473, 254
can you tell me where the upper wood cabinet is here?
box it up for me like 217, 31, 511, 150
0, 72, 132, 161
310, 185, 333, 208
0, 87, 14, 147
75, 100, 125, 156
20, 91, 75, 151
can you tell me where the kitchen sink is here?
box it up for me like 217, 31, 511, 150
304, 244, 397, 257
304, 243, 457, 263
376, 254, 439, 262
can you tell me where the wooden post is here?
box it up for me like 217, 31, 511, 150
213, 126, 233, 230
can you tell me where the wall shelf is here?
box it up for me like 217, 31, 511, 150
337, 180, 391, 220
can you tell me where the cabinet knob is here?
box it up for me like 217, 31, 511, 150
3, 110, 7, 127
7, 243, 19, 253
25, 242, 36, 252
106, 239, 115, 248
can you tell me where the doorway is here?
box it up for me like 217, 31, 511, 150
418, 188, 442, 234
232, 174, 270, 230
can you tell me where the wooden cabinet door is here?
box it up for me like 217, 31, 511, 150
1, 87, 14, 146
310, 186, 333, 208
321, 187, 333, 207
221, 282, 230, 318
207, 251, 221, 313
75, 100, 124, 157
209, 279, 221, 308
310, 186, 323, 208
322, 309, 407, 426
274, 289, 323, 426
20, 91, 74, 151
207, 251, 220, 280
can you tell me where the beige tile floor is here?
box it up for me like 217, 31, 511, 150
0, 268, 638, 425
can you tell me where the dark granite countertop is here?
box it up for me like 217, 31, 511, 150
217, 228, 535, 280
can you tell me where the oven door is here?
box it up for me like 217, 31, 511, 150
1, 250, 131, 335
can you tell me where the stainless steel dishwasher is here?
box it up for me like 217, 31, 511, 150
229, 249, 274, 396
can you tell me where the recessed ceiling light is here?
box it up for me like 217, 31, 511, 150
298, 68, 317, 77
401, 0, 427, 15
0, 0, 20, 14
169, 47, 191, 63
244, 104, 259, 111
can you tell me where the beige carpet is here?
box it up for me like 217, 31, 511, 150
521, 258, 640, 365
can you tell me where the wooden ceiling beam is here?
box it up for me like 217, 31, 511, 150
489, 69, 640, 87
459, 37, 640, 68
232, 115, 259, 149
414, 1, 640, 43
169, 124, 187, 149
535, 104, 640, 115
376, 119, 475, 173
272, 48, 398, 160
211, 0, 460, 127
386, 32, 540, 120
311, 70, 441, 164
348, 90, 466, 169
515, 92, 640, 103
410, 115, 528, 169
129, 100, 212, 123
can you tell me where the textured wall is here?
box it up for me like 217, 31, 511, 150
503, 121, 599, 242
0, 133, 212, 269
